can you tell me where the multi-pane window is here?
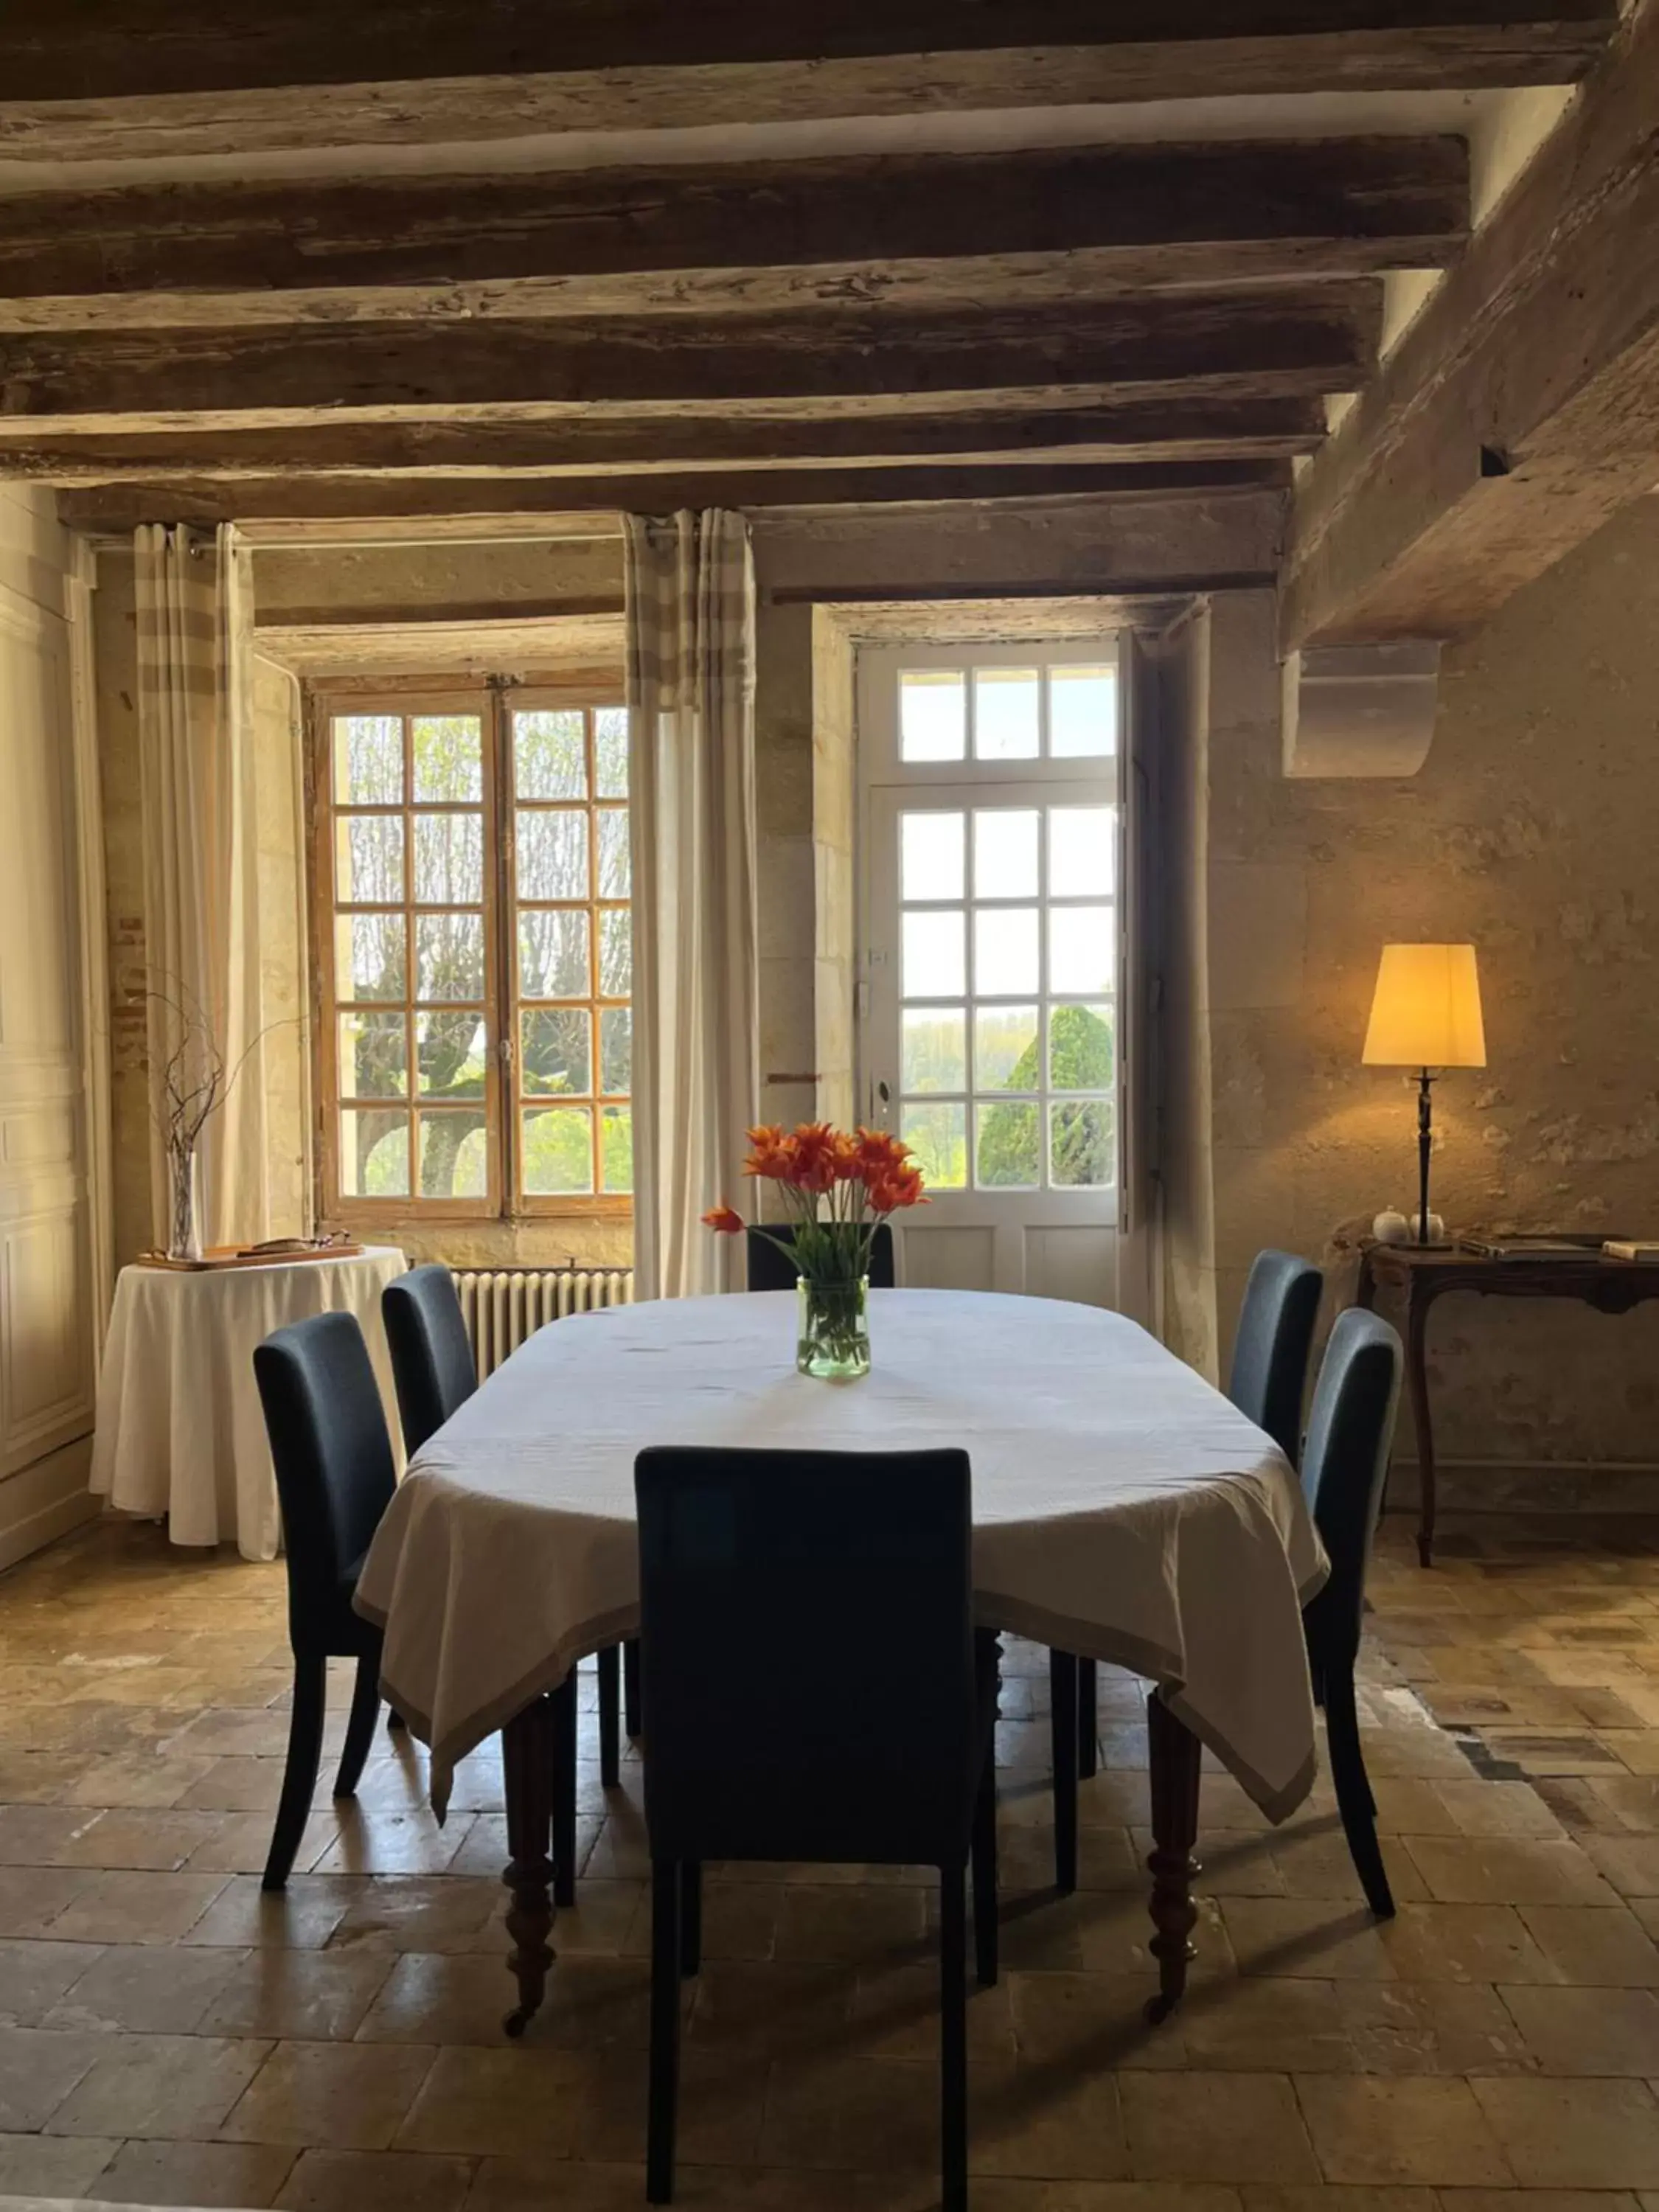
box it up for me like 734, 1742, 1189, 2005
314, 687, 632, 1220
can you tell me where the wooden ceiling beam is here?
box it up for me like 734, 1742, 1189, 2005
0, 140, 1467, 315
0, 287, 1382, 425
1281, 0, 1659, 648
0, 396, 1326, 483
55, 459, 1290, 530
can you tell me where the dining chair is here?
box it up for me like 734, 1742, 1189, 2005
1227, 1248, 1324, 1465
252, 1311, 398, 1891
382, 1262, 630, 1791
1299, 1304, 1405, 1919
634, 1444, 998, 2211
744, 1220, 897, 1293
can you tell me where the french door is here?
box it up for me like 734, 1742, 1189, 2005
858, 640, 1138, 1312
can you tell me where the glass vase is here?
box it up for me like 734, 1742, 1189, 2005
796, 1274, 870, 1381
167, 1139, 202, 1263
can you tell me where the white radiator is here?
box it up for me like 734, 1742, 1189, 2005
453, 1265, 635, 1380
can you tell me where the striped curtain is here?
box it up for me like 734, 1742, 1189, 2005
135, 524, 275, 1251
624, 510, 759, 1301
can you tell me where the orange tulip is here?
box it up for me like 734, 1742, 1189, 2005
787, 1122, 841, 1194
702, 1204, 745, 1234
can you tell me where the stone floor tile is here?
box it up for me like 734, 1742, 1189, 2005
0, 2024, 102, 2129
1120, 2073, 1318, 2184
1218, 1900, 1396, 1982
0, 2129, 120, 2196
184, 1810, 340, 1877
46, 2030, 269, 2138
1427, 1780, 1570, 1837
846, 1958, 1018, 2063
61, 1753, 218, 1810
1440, 2194, 1642, 2212
1293, 2076, 1512, 2185
1241, 2191, 1435, 2212
0, 1865, 100, 1938
49, 1809, 229, 1871
44, 1941, 248, 2032
1399, 1835, 1617, 1907
313, 1811, 479, 1878
181, 1875, 365, 1951
274, 2146, 474, 2212
1583, 1835, 1659, 1896
771, 1882, 929, 1964
324, 1877, 506, 1955
1375, 1904, 1556, 1984
1498, 1981, 1659, 2072
1333, 1981, 1531, 2075
393, 2045, 589, 2159
91, 2137, 299, 2206
220, 2039, 435, 2149
0, 1938, 104, 2025
44, 1868, 233, 1944
1469, 2076, 1659, 2188
1516, 1903, 1659, 1984
198, 1946, 397, 2039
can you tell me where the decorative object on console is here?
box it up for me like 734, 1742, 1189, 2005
1362, 944, 1486, 1249
1371, 1209, 1411, 1245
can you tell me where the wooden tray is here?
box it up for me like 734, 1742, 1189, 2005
136, 1242, 364, 1273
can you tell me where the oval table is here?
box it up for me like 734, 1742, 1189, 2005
356, 1289, 1327, 2030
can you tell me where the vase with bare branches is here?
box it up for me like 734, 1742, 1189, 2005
147, 976, 298, 1262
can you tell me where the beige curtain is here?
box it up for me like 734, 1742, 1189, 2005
625, 511, 759, 1301
136, 524, 281, 1250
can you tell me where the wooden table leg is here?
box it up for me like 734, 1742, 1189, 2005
501, 1696, 554, 2038
552, 1669, 579, 1910
1144, 1697, 1202, 2025
1405, 1284, 1438, 1567
1048, 1649, 1079, 1894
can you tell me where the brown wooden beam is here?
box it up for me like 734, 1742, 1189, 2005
55, 459, 1290, 530
0, 287, 1382, 424
0, 395, 1326, 482
1281, 0, 1659, 647
0, 139, 1467, 315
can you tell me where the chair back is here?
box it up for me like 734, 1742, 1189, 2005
1299, 1307, 1404, 1659
636, 1444, 976, 1866
382, 1263, 477, 1456
253, 1312, 397, 1652
1227, 1248, 1323, 1465
745, 1221, 897, 1293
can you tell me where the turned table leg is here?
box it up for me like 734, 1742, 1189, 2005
1144, 1696, 1202, 2025
1405, 1284, 1439, 1567
501, 1695, 554, 2037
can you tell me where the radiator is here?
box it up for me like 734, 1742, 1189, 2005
453, 1265, 635, 1380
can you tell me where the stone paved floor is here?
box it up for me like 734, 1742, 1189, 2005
0, 1509, 1656, 2211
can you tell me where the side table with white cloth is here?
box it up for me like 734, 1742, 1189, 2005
91, 1246, 408, 1561
356, 1288, 1329, 2033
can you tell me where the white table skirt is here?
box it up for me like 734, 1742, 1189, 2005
357, 1289, 1328, 1820
90, 1247, 408, 1561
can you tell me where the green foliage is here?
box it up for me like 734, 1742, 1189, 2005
975, 1004, 1116, 1189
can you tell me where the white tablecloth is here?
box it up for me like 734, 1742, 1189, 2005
90, 1247, 407, 1561
358, 1289, 1328, 1820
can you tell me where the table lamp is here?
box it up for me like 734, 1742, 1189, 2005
1362, 943, 1485, 1247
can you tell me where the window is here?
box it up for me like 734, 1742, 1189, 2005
313, 686, 632, 1221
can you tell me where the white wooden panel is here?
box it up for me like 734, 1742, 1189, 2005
3, 1206, 91, 1470
900, 1224, 996, 1292
1023, 1225, 1118, 1310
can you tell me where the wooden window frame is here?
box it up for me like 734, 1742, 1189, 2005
307, 677, 633, 1230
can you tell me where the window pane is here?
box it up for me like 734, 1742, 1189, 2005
901, 811, 964, 902
413, 812, 482, 905
333, 715, 402, 806
520, 909, 591, 999
1050, 665, 1116, 757
974, 668, 1039, 761
596, 806, 630, 899
900, 670, 965, 762
523, 1105, 594, 1195
416, 1009, 487, 1098
1049, 905, 1113, 995
338, 1011, 406, 1100
900, 1101, 966, 1190
1049, 1002, 1115, 1093
600, 1005, 631, 1096
1051, 1098, 1114, 1187
599, 909, 631, 998
521, 1006, 591, 1097
411, 714, 482, 803
1049, 805, 1114, 900
974, 810, 1037, 900
513, 708, 586, 799
902, 1006, 964, 1094
418, 1108, 488, 1199
517, 809, 588, 902
414, 912, 484, 1003
339, 1107, 408, 1197
902, 908, 964, 998
335, 815, 403, 906
601, 1105, 633, 1192
975, 1006, 1038, 1092
974, 907, 1038, 996
336, 912, 405, 1001
977, 1100, 1040, 1189
595, 707, 629, 799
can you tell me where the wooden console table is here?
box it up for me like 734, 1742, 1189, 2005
1357, 1244, 1659, 1566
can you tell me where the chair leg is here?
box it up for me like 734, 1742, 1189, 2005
939, 1862, 969, 2212
680, 1860, 703, 1979
552, 1667, 580, 1910
387, 1708, 408, 1733
647, 1858, 681, 2205
972, 1752, 999, 1989
597, 1643, 622, 1788
624, 1636, 642, 1737
333, 1652, 381, 1798
263, 1653, 326, 1892
1324, 1659, 1395, 1919
1077, 1657, 1099, 1780
1048, 1648, 1079, 1893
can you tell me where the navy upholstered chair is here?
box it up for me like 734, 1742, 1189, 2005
744, 1220, 897, 1293
634, 1444, 997, 2210
1227, 1248, 1324, 1466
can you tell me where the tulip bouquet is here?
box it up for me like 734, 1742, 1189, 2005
704, 1122, 926, 1377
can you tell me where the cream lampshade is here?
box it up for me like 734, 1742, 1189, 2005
1363, 944, 1485, 1246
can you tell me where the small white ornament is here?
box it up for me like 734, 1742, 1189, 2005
1372, 1209, 1410, 1245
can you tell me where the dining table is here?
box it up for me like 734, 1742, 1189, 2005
355, 1287, 1328, 2034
